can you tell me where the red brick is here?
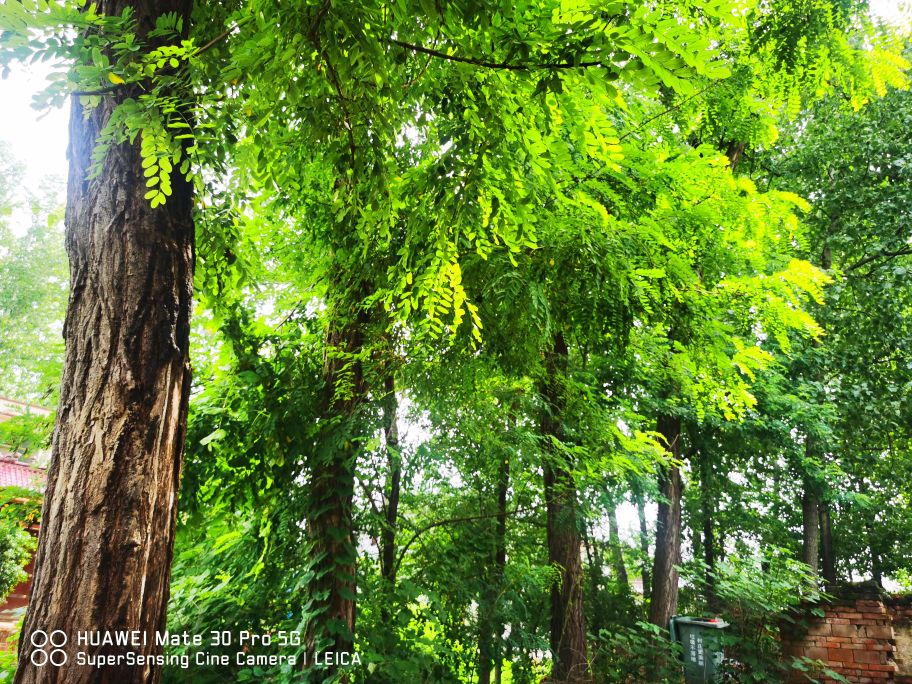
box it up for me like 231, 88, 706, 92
831, 624, 859, 638
808, 623, 832, 636
827, 647, 855, 663
853, 650, 888, 664
864, 625, 894, 639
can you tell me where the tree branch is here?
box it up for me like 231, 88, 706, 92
71, 20, 244, 98
845, 246, 912, 273
385, 38, 609, 71
394, 503, 544, 574
618, 83, 714, 142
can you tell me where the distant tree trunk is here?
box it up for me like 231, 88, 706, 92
649, 415, 682, 630
725, 141, 747, 171
819, 501, 836, 585
801, 482, 820, 575
479, 450, 509, 684
634, 491, 651, 599
15, 3, 194, 683
855, 478, 883, 587
690, 511, 703, 578
583, 520, 609, 636
868, 522, 883, 587
380, 374, 401, 589
305, 279, 369, 677
804, 248, 832, 584
378, 374, 401, 632
540, 333, 591, 684
607, 506, 629, 591
699, 453, 717, 608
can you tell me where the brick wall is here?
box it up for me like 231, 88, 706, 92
781, 584, 899, 683
888, 595, 912, 683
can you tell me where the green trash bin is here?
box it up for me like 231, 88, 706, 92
669, 616, 729, 683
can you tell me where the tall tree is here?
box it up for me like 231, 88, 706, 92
13, 1, 194, 682
539, 332, 590, 684
649, 414, 683, 629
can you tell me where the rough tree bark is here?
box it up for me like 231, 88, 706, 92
540, 332, 591, 684
648, 415, 683, 630
15, 2, 194, 682
305, 279, 369, 678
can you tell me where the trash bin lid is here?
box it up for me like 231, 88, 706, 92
670, 616, 730, 629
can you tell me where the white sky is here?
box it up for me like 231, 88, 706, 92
0, 65, 69, 187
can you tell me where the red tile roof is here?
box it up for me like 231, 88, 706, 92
0, 457, 45, 490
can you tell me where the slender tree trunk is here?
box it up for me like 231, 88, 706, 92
15, 3, 194, 682
801, 482, 820, 575
582, 521, 606, 635
648, 415, 682, 630
725, 141, 747, 171
868, 522, 883, 587
479, 450, 509, 684
380, 374, 401, 589
699, 454, 717, 608
607, 506, 629, 590
493, 450, 508, 674
819, 501, 836, 585
691, 508, 703, 580
856, 478, 883, 587
634, 491, 651, 600
378, 373, 401, 633
540, 333, 591, 684
305, 280, 369, 677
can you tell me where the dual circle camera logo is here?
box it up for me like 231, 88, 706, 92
29, 630, 68, 667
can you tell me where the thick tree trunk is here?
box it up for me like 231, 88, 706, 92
819, 501, 836, 585
15, 4, 194, 683
540, 333, 591, 684
634, 491, 651, 600
305, 282, 368, 677
648, 415, 682, 630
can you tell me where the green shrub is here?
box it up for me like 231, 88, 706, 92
592, 621, 683, 683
